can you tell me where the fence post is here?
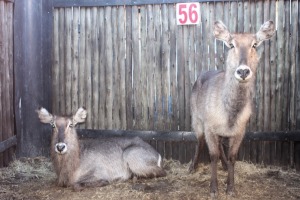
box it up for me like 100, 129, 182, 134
14, 0, 53, 157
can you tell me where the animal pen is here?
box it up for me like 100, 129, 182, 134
0, 0, 300, 190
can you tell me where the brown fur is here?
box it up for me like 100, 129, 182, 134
189, 21, 275, 198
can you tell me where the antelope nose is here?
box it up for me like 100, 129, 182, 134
237, 69, 250, 80
55, 143, 67, 154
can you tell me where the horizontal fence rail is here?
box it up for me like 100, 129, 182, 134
0, 136, 17, 153
53, 0, 236, 7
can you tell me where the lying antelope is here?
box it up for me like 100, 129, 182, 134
37, 107, 166, 191
189, 21, 275, 197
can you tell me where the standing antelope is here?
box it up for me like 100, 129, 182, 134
189, 21, 275, 197
37, 107, 166, 191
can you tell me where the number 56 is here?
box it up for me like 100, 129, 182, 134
176, 3, 200, 25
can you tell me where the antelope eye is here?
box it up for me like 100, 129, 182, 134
252, 43, 257, 48
69, 123, 74, 128
229, 43, 234, 49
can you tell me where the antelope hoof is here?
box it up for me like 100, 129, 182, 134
188, 164, 196, 174
210, 191, 218, 199
226, 187, 236, 197
73, 183, 84, 192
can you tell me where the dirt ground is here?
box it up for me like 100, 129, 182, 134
0, 157, 299, 200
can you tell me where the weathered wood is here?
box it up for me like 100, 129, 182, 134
168, 4, 177, 131
91, 7, 99, 129
105, 6, 113, 129
59, 8, 66, 114
0, 0, 5, 166
53, 0, 235, 7
153, 5, 163, 130
78, 8, 86, 128
161, 4, 170, 130
117, 6, 126, 130
72, 7, 80, 117
98, 7, 106, 129
276, 0, 285, 131
183, 25, 190, 131
139, 6, 148, 130
77, 129, 300, 142
6, 0, 14, 165
125, 6, 133, 130
132, 6, 141, 129
146, 5, 155, 130
0, 136, 16, 153
14, 0, 52, 157
289, 0, 298, 130
65, 8, 72, 116
85, 9, 93, 128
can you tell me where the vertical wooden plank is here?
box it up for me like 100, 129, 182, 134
59, 8, 66, 114
117, 6, 127, 130
269, 0, 277, 166
183, 28, 190, 131
229, 1, 238, 33
99, 7, 105, 129
105, 6, 113, 129
256, 0, 264, 164
282, 0, 290, 131
168, 4, 178, 130
4, 1, 11, 165
91, 7, 99, 129
125, 6, 133, 130
15, 0, 52, 157
146, 5, 155, 130
201, 2, 208, 71
78, 8, 86, 128
263, 0, 271, 132
255, 0, 264, 131
131, 6, 140, 129
276, 0, 285, 131
177, 23, 185, 130
263, 0, 271, 166
111, 6, 120, 129
53, 9, 59, 114
85, 9, 92, 128
0, 1, 6, 166
161, 4, 170, 130
208, 2, 215, 69
154, 5, 163, 130
289, 0, 298, 131
139, 6, 147, 130
237, 0, 244, 32
72, 7, 79, 118
275, 0, 285, 166
6, 1, 14, 164
65, 8, 72, 115
215, 2, 224, 70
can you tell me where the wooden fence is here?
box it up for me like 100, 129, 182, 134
0, 0, 15, 167
52, 0, 299, 132
50, 0, 300, 169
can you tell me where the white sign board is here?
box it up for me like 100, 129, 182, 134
176, 3, 201, 25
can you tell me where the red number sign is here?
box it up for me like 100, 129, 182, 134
176, 3, 200, 25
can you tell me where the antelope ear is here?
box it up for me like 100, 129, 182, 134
36, 107, 53, 124
255, 20, 275, 47
213, 21, 232, 48
72, 107, 87, 126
